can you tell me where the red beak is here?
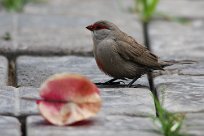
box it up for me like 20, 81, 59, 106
86, 25, 94, 31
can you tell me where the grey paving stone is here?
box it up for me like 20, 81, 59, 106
0, 116, 21, 136
2, 1, 142, 55
153, 58, 204, 77
24, 0, 136, 18
150, 20, 204, 58
176, 60, 204, 76
0, 86, 17, 115
0, 13, 16, 54
101, 88, 155, 116
17, 14, 94, 55
19, 87, 39, 115
181, 112, 204, 136
0, 86, 38, 116
25, 0, 204, 19
16, 0, 143, 55
27, 115, 160, 136
157, 0, 204, 19
16, 56, 148, 87
16, 56, 105, 87
155, 75, 204, 113
1, 1, 142, 56
0, 56, 8, 85
19, 87, 155, 116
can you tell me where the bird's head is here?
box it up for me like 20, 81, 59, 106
86, 20, 119, 40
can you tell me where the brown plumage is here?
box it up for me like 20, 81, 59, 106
115, 33, 164, 70
86, 20, 169, 86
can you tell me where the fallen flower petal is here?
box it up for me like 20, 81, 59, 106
37, 73, 102, 126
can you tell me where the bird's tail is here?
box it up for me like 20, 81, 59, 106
159, 59, 197, 68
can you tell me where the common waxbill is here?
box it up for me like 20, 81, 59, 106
86, 20, 172, 87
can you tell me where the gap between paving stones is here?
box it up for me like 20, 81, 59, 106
19, 116, 27, 136
7, 55, 17, 87
142, 21, 159, 117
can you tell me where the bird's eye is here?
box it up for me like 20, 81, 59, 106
96, 25, 101, 29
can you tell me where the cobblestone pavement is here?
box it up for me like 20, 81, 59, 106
0, 0, 204, 136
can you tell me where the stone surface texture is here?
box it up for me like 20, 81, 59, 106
150, 20, 204, 58
0, 86, 39, 116
155, 75, 204, 113
22, 87, 156, 116
0, 56, 8, 85
101, 88, 155, 116
16, 15, 142, 55
0, 86, 155, 116
181, 113, 204, 136
19, 87, 39, 115
16, 56, 109, 87
0, 13, 15, 54
0, 0, 143, 55
153, 58, 204, 77
26, 115, 160, 136
0, 86, 17, 115
157, 0, 204, 19
0, 116, 21, 136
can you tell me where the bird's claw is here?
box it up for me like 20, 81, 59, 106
127, 84, 132, 88
95, 81, 125, 86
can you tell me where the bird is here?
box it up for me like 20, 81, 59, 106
86, 20, 179, 87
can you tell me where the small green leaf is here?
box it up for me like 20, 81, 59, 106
135, 0, 159, 22
1, 0, 25, 12
0, 0, 44, 12
2, 32, 11, 41
151, 95, 186, 136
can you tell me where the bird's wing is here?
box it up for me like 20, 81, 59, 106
114, 35, 163, 70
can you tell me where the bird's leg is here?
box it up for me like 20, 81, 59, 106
105, 78, 117, 83
95, 78, 126, 85
127, 75, 141, 87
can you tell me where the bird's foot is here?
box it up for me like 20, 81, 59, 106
95, 81, 125, 86
127, 83, 132, 88
127, 84, 147, 88
126, 76, 141, 88
95, 78, 126, 86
